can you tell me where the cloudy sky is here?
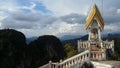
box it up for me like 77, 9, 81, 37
0, 0, 120, 38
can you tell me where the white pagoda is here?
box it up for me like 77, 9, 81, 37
77, 4, 114, 60
40, 4, 115, 68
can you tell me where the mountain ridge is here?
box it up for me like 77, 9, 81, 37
61, 33, 120, 47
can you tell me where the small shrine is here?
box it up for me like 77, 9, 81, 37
77, 4, 114, 60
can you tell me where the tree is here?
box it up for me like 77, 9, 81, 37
112, 38, 120, 60
64, 43, 77, 59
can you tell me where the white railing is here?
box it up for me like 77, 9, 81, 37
39, 50, 114, 68
90, 51, 106, 60
102, 41, 114, 51
78, 40, 89, 49
78, 40, 114, 53
39, 50, 90, 68
50, 50, 91, 68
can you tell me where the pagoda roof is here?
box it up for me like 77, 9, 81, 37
85, 4, 104, 30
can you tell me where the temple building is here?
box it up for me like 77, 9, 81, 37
40, 4, 116, 68
77, 4, 114, 60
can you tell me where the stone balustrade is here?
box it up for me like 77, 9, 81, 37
78, 40, 89, 49
51, 63, 59, 68
102, 40, 114, 52
78, 40, 114, 53
90, 51, 106, 60
49, 50, 91, 68
39, 50, 114, 68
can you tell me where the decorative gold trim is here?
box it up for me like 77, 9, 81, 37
85, 4, 104, 30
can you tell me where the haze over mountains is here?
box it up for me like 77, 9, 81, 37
26, 32, 120, 44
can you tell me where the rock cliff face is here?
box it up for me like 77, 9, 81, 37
0, 29, 26, 68
28, 35, 65, 67
0, 29, 65, 68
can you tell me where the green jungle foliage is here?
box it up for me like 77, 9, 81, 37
111, 38, 120, 60
64, 43, 77, 59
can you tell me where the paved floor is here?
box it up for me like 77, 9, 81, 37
96, 61, 120, 68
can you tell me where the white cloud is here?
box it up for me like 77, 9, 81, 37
18, 2, 37, 13
16, 22, 87, 38
0, 0, 19, 12
1, 11, 87, 37
0, 11, 7, 20
40, 0, 91, 16
1, 0, 120, 38
39, 0, 109, 16
117, 9, 120, 14
1, 12, 42, 29
103, 23, 120, 34
0, 0, 38, 28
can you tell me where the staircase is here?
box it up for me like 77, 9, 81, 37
39, 50, 114, 68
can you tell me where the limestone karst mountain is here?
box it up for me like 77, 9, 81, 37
0, 29, 65, 68
0, 29, 26, 68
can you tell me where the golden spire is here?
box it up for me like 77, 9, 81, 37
85, 4, 104, 31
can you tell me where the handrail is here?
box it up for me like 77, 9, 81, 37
59, 50, 90, 64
